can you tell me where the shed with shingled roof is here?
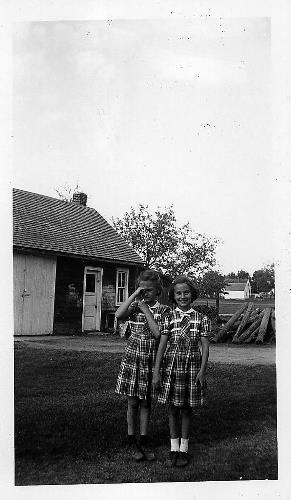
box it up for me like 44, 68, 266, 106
13, 188, 144, 335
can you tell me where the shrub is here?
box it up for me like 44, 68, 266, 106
193, 304, 217, 320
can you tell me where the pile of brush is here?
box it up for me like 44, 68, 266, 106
212, 303, 276, 344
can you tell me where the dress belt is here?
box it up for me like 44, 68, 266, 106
169, 339, 197, 348
131, 333, 154, 341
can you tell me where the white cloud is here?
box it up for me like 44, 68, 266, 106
76, 50, 116, 81
46, 110, 68, 122
154, 51, 247, 85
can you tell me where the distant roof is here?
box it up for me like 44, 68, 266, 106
225, 282, 249, 292
226, 278, 248, 283
13, 189, 144, 265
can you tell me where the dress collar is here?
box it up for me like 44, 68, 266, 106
175, 306, 195, 316
148, 301, 159, 310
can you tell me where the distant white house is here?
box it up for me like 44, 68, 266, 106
224, 279, 252, 300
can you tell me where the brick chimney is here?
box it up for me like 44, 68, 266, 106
72, 192, 87, 206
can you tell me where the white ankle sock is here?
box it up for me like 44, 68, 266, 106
170, 438, 180, 452
180, 438, 189, 453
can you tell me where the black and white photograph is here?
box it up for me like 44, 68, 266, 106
1, 0, 291, 498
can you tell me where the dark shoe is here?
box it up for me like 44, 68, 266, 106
139, 435, 156, 461
142, 448, 156, 461
167, 451, 179, 467
176, 452, 189, 467
132, 443, 146, 462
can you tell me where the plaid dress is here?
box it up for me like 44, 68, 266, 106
157, 308, 211, 408
115, 302, 171, 399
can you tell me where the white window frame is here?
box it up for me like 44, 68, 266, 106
115, 268, 129, 306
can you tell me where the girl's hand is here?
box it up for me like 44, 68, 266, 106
152, 371, 161, 389
195, 369, 206, 386
133, 286, 145, 300
137, 300, 149, 313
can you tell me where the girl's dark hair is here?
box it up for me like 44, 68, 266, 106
169, 275, 199, 304
137, 269, 162, 295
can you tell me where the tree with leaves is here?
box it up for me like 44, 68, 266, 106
226, 272, 237, 279
55, 183, 81, 202
237, 270, 250, 279
225, 270, 250, 280
198, 270, 227, 315
112, 204, 219, 279
251, 264, 275, 293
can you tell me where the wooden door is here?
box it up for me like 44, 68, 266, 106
13, 253, 56, 335
82, 267, 103, 332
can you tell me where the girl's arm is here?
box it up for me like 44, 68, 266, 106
137, 301, 160, 339
196, 336, 210, 385
115, 287, 143, 320
196, 314, 211, 384
152, 333, 168, 388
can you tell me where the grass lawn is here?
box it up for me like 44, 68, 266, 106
14, 343, 277, 485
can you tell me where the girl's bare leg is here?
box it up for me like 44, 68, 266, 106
181, 406, 192, 439
127, 396, 139, 435
139, 398, 150, 436
168, 405, 180, 466
127, 396, 145, 461
139, 398, 156, 460
175, 406, 192, 466
169, 405, 180, 438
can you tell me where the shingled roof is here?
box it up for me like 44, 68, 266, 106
225, 282, 249, 292
226, 278, 248, 284
13, 189, 144, 265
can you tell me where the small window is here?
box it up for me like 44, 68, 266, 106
85, 273, 96, 293
118, 287, 125, 304
116, 269, 129, 305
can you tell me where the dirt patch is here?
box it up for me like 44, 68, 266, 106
14, 334, 276, 365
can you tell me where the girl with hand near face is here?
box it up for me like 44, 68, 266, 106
153, 275, 210, 468
115, 269, 171, 462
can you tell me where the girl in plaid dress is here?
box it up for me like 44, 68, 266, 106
153, 276, 210, 468
115, 269, 170, 462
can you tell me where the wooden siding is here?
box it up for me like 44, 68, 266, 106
13, 252, 56, 335
225, 291, 245, 300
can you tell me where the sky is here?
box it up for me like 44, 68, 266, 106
13, 17, 273, 275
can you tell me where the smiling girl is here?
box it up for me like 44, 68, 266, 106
153, 275, 211, 468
